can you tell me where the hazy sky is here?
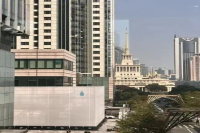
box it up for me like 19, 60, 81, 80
115, 0, 200, 69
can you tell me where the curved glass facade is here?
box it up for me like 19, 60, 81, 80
0, 50, 15, 128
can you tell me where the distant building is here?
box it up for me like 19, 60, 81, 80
133, 58, 140, 65
174, 35, 200, 81
115, 46, 124, 64
115, 30, 175, 92
175, 81, 200, 89
140, 64, 148, 77
155, 68, 173, 77
155, 68, 165, 75
190, 54, 200, 81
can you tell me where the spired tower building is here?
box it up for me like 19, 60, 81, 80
115, 30, 175, 92
115, 30, 143, 83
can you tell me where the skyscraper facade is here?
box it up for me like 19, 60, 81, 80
174, 36, 200, 81
0, 0, 28, 128
190, 54, 200, 81
87, 0, 115, 77
13, 0, 76, 87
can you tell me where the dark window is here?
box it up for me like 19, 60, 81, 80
34, 18, 38, 22
93, 34, 100, 37
21, 42, 29, 45
44, 5, 51, 8
93, 39, 100, 42
44, 11, 51, 14
93, 51, 100, 54
34, 5, 38, 10
93, 11, 100, 14
34, 30, 38, 34
34, 0, 39, 3
93, 45, 100, 48
44, 29, 51, 33
44, 36, 51, 39
93, 28, 100, 31
47, 78, 55, 86
93, 74, 100, 77
34, 24, 38, 28
44, 23, 51, 26
34, 36, 38, 40
21, 36, 29, 39
44, 17, 51, 20
34, 12, 38, 16
34, 42, 38, 47
38, 78, 46, 86
93, 57, 100, 60
93, 16, 100, 20
93, 22, 100, 25
44, 42, 51, 45
93, 62, 100, 66
44, 0, 51, 1
93, 68, 100, 71
93, 5, 100, 8
93, 0, 99, 2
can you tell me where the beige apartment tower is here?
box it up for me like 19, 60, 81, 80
13, 0, 76, 87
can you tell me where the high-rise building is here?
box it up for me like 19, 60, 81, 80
140, 64, 148, 77
0, 0, 28, 128
115, 46, 124, 64
13, 0, 76, 87
87, 0, 115, 77
174, 35, 200, 81
14, 0, 115, 78
190, 54, 200, 81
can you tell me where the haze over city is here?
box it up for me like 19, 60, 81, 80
115, 0, 200, 69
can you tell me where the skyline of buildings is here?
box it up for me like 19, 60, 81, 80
15, 0, 115, 78
174, 35, 200, 81
114, 31, 174, 92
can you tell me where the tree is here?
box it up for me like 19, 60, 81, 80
181, 91, 200, 108
145, 84, 167, 92
170, 85, 200, 95
117, 100, 167, 133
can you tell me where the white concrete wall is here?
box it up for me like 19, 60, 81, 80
14, 86, 105, 127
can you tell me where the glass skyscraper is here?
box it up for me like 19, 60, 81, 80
174, 35, 200, 81
0, 0, 28, 128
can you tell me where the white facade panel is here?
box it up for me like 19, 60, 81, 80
14, 87, 105, 127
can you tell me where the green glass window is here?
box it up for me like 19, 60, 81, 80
29, 60, 36, 69
19, 60, 27, 69
55, 60, 62, 69
15, 60, 19, 69
38, 60, 45, 69
46, 60, 54, 68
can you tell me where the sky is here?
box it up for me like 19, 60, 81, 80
115, 0, 200, 70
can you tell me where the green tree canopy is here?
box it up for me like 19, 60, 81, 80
181, 91, 200, 109
170, 85, 200, 95
145, 84, 167, 92
115, 86, 149, 101
117, 100, 167, 133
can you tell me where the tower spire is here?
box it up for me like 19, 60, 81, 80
125, 28, 129, 54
